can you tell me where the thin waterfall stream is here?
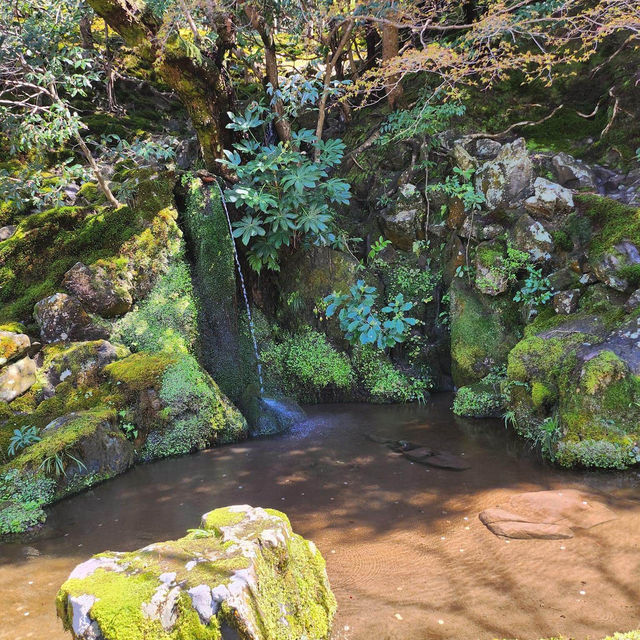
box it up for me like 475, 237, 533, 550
215, 181, 264, 394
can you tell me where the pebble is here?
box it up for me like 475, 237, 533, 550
579, 590, 586, 595
438, 619, 444, 625
394, 613, 403, 620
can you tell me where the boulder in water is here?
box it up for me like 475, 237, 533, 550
479, 490, 616, 539
56, 505, 336, 640
251, 396, 306, 437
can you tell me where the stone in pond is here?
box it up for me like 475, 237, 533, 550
403, 449, 469, 470
479, 489, 616, 540
57, 505, 336, 640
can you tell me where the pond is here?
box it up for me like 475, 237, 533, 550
1, 394, 640, 640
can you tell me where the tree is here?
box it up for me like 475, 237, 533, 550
0, 0, 119, 206
85, 0, 235, 175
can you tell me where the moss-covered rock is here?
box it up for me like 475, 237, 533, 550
449, 279, 522, 387
105, 351, 248, 461
57, 505, 336, 640
505, 312, 640, 468
453, 373, 506, 418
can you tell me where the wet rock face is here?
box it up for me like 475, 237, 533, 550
479, 490, 616, 539
57, 505, 336, 640
34, 293, 111, 344
474, 138, 534, 210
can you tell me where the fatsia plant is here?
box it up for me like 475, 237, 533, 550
218, 103, 351, 273
324, 280, 418, 350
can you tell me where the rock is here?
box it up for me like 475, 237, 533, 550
474, 138, 534, 210
41, 340, 129, 388
34, 293, 111, 344
0, 356, 37, 402
553, 289, 581, 315
246, 395, 306, 438
104, 352, 248, 461
451, 141, 477, 172
379, 183, 424, 250
57, 505, 336, 640
625, 289, 640, 313
509, 213, 554, 262
450, 280, 521, 386
402, 446, 435, 460
0, 330, 30, 366
552, 152, 596, 189
479, 489, 616, 539
453, 375, 506, 418
36, 410, 134, 484
592, 240, 640, 291
474, 138, 502, 160
548, 267, 580, 291
475, 240, 508, 296
63, 262, 133, 318
446, 196, 466, 230
460, 215, 505, 241
524, 177, 574, 219
0, 225, 17, 241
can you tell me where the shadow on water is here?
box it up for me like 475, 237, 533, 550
1, 394, 640, 640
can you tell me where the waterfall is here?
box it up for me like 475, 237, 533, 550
215, 182, 264, 394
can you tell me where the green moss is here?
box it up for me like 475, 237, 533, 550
450, 281, 521, 386
578, 193, 640, 260
180, 177, 258, 405
104, 352, 177, 391
0, 468, 55, 536
9, 408, 117, 471
351, 344, 428, 403
202, 506, 247, 533
580, 350, 627, 395
531, 381, 555, 409
112, 258, 197, 354
262, 328, 354, 403
453, 374, 506, 418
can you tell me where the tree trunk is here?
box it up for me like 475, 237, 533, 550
85, 0, 234, 175
382, 16, 403, 109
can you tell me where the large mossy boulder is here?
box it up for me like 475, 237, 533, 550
57, 505, 337, 640
449, 280, 521, 387
453, 373, 506, 418
104, 351, 248, 461
506, 312, 640, 469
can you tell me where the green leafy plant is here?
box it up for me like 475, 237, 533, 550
39, 449, 87, 478
513, 264, 553, 308
428, 167, 485, 212
7, 426, 41, 457
325, 280, 418, 349
218, 103, 351, 272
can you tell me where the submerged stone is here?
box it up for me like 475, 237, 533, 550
57, 505, 336, 640
479, 489, 616, 539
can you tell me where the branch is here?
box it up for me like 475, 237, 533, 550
464, 104, 564, 140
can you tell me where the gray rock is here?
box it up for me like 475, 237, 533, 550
474, 138, 502, 159
524, 177, 574, 218
548, 267, 580, 291
553, 289, 581, 315
625, 289, 640, 313
552, 152, 596, 189
34, 293, 111, 343
0, 356, 37, 402
379, 183, 424, 250
475, 138, 534, 210
509, 213, 554, 262
0, 225, 17, 241
592, 240, 640, 292
63, 262, 133, 318
451, 141, 477, 172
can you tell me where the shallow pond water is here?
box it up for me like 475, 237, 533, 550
1, 395, 640, 640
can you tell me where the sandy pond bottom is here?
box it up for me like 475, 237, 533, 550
1, 395, 640, 640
